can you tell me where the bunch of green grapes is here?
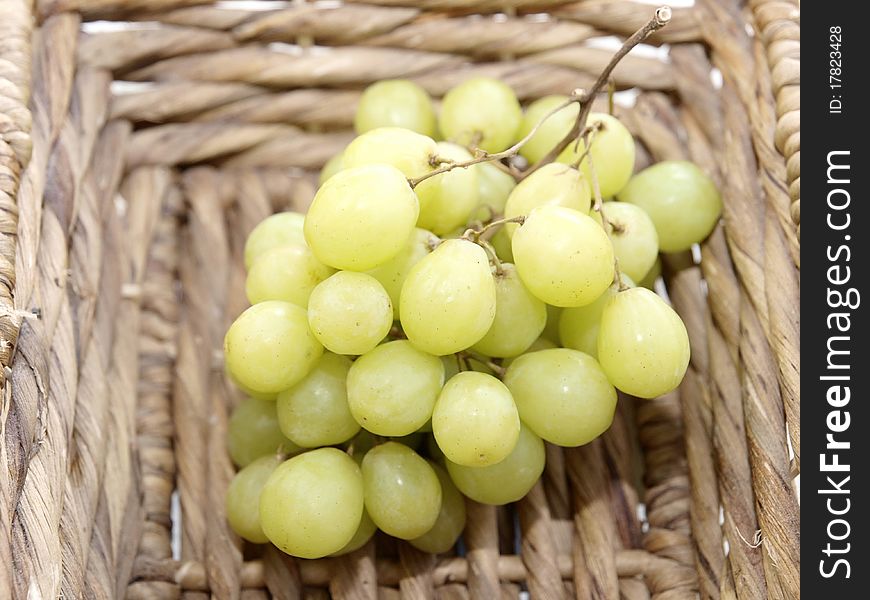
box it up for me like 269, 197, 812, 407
224, 77, 722, 560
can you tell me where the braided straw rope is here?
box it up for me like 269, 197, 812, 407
0, 1, 799, 598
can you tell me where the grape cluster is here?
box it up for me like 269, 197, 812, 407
225, 78, 722, 559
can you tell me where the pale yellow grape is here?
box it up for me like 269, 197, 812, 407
416, 142, 479, 235
558, 279, 633, 359
474, 161, 516, 220
597, 287, 690, 398
342, 127, 436, 179
367, 228, 435, 319
400, 239, 497, 355
472, 263, 546, 358
361, 442, 442, 539
410, 463, 467, 553
347, 340, 444, 436
639, 257, 662, 290
226, 455, 282, 543
228, 397, 300, 467
354, 80, 437, 137
226, 368, 277, 402
276, 353, 359, 448
224, 301, 323, 394
490, 227, 514, 263
503, 163, 591, 237
542, 304, 562, 344
319, 150, 345, 185
259, 448, 364, 559
502, 336, 557, 368
503, 348, 617, 447
307, 272, 392, 355
244, 212, 306, 269
616, 161, 722, 252
516, 95, 580, 164
245, 244, 335, 307
332, 510, 377, 556
446, 424, 545, 505
512, 206, 614, 307
440, 77, 522, 153
432, 371, 520, 467
304, 164, 419, 271
600, 201, 659, 282
557, 113, 635, 198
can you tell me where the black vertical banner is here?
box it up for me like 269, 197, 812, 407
803, 3, 868, 597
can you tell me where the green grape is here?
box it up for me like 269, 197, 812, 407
512, 206, 614, 307
304, 164, 419, 271
638, 257, 662, 289
226, 454, 283, 544
307, 271, 393, 355
597, 287, 690, 398
347, 340, 444, 436
503, 162, 591, 237
558, 279, 634, 359
319, 150, 345, 185
259, 448, 364, 559
342, 126, 437, 179
471, 263, 546, 358
432, 371, 520, 467
228, 397, 300, 468
474, 161, 517, 220
367, 228, 436, 319
224, 301, 323, 394
245, 244, 335, 307
226, 368, 277, 401
502, 336, 557, 368
439, 77, 522, 153
446, 423, 544, 505
276, 353, 359, 448
416, 142, 479, 235
410, 462, 467, 553
616, 160, 722, 252
600, 201, 659, 282
361, 442, 442, 539
354, 80, 437, 137
490, 227, 514, 263
347, 429, 377, 466
332, 509, 377, 556
516, 95, 580, 164
401, 239, 497, 355
244, 212, 306, 269
542, 304, 562, 344
557, 113, 635, 198
503, 348, 617, 447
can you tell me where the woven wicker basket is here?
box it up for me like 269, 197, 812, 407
0, 0, 800, 598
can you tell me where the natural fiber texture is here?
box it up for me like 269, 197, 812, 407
1, 1, 800, 598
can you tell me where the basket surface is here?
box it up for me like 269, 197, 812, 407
0, 0, 800, 598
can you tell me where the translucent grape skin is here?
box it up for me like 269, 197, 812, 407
446, 423, 545, 506
354, 80, 437, 137
503, 162, 591, 238
276, 353, 360, 448
474, 161, 517, 220
600, 202, 659, 282
502, 336, 557, 369
598, 287, 690, 398
503, 348, 617, 447
346, 340, 445, 436
259, 448, 364, 559
307, 271, 393, 355
471, 263, 546, 358
342, 127, 437, 180
228, 397, 301, 467
304, 164, 419, 271
409, 462, 467, 553
557, 113, 635, 198
226, 454, 283, 544
224, 301, 323, 394
332, 510, 377, 556
319, 150, 345, 185
432, 371, 520, 467
244, 212, 306, 269
367, 228, 435, 320
616, 160, 722, 253
558, 279, 634, 359
490, 227, 514, 263
512, 206, 614, 307
361, 442, 442, 539
400, 239, 497, 355
542, 304, 562, 344
516, 95, 579, 164
245, 243, 335, 308
416, 142, 480, 235
439, 77, 522, 153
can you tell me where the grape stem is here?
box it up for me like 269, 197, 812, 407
584, 150, 630, 291
461, 216, 525, 276
457, 350, 506, 377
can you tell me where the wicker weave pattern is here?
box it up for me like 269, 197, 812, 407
0, 1, 799, 598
